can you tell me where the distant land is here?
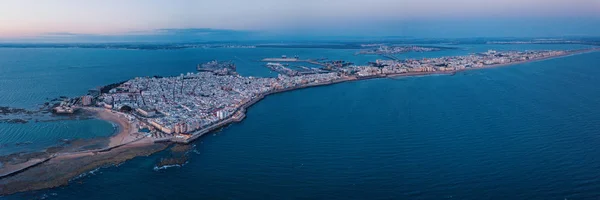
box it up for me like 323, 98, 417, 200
0, 37, 599, 50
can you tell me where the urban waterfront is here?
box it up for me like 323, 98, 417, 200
2, 45, 600, 199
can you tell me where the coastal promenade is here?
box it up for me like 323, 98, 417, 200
176, 76, 354, 144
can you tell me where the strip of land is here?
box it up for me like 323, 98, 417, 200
0, 48, 597, 196
103, 48, 598, 145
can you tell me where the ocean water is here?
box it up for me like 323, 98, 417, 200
0, 119, 114, 155
2, 45, 600, 199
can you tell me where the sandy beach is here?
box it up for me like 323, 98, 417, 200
84, 107, 151, 147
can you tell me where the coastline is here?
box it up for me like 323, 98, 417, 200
387, 48, 599, 78
177, 48, 599, 144
86, 107, 151, 147
0, 48, 597, 196
0, 141, 167, 195
0, 108, 162, 195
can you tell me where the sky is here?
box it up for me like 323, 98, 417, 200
1, 0, 599, 42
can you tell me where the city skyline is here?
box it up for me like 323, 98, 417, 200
1, 0, 599, 42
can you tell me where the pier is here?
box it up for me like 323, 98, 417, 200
261, 56, 329, 67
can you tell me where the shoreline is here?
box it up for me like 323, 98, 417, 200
85, 107, 150, 147
177, 48, 599, 144
0, 48, 597, 196
387, 48, 599, 78
0, 108, 160, 195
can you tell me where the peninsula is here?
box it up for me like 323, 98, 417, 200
0, 48, 597, 195
96, 49, 595, 145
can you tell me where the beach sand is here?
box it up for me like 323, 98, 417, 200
83, 107, 145, 147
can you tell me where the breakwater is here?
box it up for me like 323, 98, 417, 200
0, 157, 52, 179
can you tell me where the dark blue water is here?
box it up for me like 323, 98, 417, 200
3, 45, 600, 199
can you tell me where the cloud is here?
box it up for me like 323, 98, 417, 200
12, 28, 258, 43
42, 32, 92, 36
154, 28, 252, 35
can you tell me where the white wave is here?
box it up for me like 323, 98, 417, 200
153, 161, 188, 171
69, 167, 101, 181
192, 149, 201, 155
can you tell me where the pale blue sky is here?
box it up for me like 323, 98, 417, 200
1, 0, 599, 40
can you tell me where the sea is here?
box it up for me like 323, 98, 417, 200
1, 44, 600, 199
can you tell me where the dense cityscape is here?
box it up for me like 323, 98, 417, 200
92, 49, 576, 143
